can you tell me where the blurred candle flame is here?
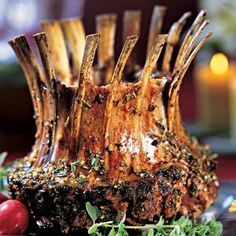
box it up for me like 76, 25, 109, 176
210, 53, 229, 76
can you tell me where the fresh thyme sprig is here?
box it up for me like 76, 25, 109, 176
86, 201, 223, 236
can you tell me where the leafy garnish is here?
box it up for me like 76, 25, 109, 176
88, 223, 98, 234
83, 99, 92, 109
70, 161, 81, 174
0, 152, 8, 192
208, 218, 223, 235
0, 152, 7, 167
64, 116, 70, 128
108, 227, 115, 236
86, 201, 100, 223
86, 202, 223, 236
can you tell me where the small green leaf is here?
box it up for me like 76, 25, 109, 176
148, 228, 154, 236
141, 232, 148, 236
96, 233, 103, 236
169, 225, 182, 236
70, 160, 81, 174
120, 213, 126, 224
116, 223, 128, 236
86, 202, 100, 223
156, 216, 164, 227
88, 223, 98, 234
108, 226, 116, 236
208, 219, 223, 236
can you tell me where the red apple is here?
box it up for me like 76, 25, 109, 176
0, 192, 8, 204
0, 200, 29, 235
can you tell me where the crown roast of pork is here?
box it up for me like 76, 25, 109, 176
8, 6, 218, 233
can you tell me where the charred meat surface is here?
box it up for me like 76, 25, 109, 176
8, 6, 218, 233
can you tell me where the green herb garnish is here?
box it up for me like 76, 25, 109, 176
70, 160, 81, 174
88, 150, 104, 173
83, 99, 92, 109
0, 152, 8, 192
64, 116, 70, 128
86, 202, 100, 223
86, 202, 223, 236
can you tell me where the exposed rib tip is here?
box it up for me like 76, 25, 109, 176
96, 13, 117, 22
33, 32, 46, 38
155, 5, 167, 10
126, 35, 139, 40
201, 9, 207, 16
86, 33, 100, 39
181, 11, 192, 19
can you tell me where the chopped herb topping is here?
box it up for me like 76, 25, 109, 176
64, 116, 70, 128
189, 183, 198, 196
88, 150, 104, 173
83, 99, 92, 109
139, 170, 150, 178
148, 102, 156, 111
93, 94, 104, 104
70, 160, 81, 174
122, 92, 137, 103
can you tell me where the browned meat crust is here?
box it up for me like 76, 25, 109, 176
8, 137, 218, 233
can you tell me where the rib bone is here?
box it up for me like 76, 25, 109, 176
133, 34, 167, 173
137, 35, 167, 113
146, 5, 167, 58
123, 10, 141, 72
104, 35, 139, 171
96, 14, 117, 84
33, 33, 57, 164
168, 32, 212, 137
175, 19, 209, 74
162, 12, 191, 73
174, 10, 207, 72
41, 20, 71, 85
9, 36, 44, 156
61, 18, 86, 77
70, 34, 100, 159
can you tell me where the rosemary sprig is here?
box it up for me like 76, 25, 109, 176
86, 202, 223, 236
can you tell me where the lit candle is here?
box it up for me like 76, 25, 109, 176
229, 71, 236, 141
195, 53, 236, 132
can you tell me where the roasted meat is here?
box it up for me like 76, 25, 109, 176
7, 6, 218, 233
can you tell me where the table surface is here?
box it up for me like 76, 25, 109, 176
210, 181, 236, 236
